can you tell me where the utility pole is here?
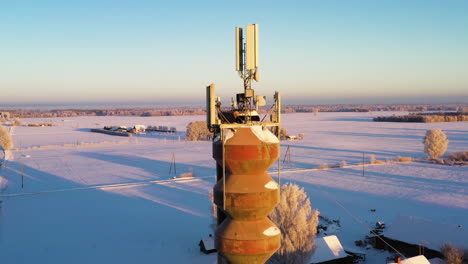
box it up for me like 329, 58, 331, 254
283, 145, 291, 164
362, 153, 365, 177
21, 163, 24, 188
169, 152, 177, 175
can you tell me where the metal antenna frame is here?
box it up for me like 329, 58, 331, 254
207, 24, 284, 264
237, 41, 257, 123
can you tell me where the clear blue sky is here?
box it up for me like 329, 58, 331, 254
1, 0, 467, 105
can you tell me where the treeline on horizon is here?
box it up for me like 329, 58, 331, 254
374, 112, 468, 123
1, 103, 466, 119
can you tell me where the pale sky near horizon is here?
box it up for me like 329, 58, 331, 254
1, 0, 467, 105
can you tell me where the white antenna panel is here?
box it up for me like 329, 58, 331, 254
246, 24, 258, 70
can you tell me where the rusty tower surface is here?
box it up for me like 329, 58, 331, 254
206, 24, 282, 264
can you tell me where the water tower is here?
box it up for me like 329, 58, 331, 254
206, 24, 282, 264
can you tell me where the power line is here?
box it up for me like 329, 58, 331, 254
0, 176, 212, 198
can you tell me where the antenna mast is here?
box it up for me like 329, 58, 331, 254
206, 24, 283, 264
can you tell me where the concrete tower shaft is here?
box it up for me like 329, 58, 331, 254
213, 126, 281, 263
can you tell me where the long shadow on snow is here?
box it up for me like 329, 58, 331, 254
287, 144, 407, 157
280, 177, 468, 224
75, 128, 92, 132
326, 167, 467, 196
0, 164, 212, 263
1, 161, 81, 191
1, 160, 213, 207
79, 152, 214, 180
395, 162, 468, 173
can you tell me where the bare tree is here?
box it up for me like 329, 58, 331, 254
0, 125, 13, 164
268, 183, 320, 264
423, 129, 449, 159
441, 243, 464, 264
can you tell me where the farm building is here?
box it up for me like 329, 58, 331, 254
133, 125, 146, 132
309, 235, 355, 264
146, 125, 176, 132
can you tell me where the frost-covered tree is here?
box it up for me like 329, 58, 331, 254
269, 127, 290, 140
0, 125, 13, 163
208, 190, 217, 232
423, 129, 449, 159
11, 117, 22, 126
186, 121, 211, 141
0, 176, 7, 193
268, 183, 320, 264
441, 243, 464, 264
279, 128, 289, 140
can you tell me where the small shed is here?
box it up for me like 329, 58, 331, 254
387, 255, 431, 264
309, 235, 353, 264
199, 234, 216, 254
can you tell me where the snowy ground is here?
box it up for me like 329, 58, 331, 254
0, 112, 467, 263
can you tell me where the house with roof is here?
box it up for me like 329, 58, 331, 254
387, 255, 431, 264
309, 235, 356, 264
373, 215, 467, 260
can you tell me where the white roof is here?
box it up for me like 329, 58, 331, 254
201, 236, 215, 250
309, 235, 348, 263
428, 258, 446, 264
388, 255, 430, 264
384, 215, 468, 251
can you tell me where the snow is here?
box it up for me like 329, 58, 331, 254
263, 226, 281, 236
220, 125, 279, 143
0, 112, 467, 263
388, 255, 431, 264
264, 180, 279, 189
250, 125, 279, 143
428, 258, 446, 264
309, 235, 348, 263
384, 215, 468, 251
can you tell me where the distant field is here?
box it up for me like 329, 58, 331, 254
1, 112, 467, 264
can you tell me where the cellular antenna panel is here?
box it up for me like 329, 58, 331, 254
235, 27, 243, 71
245, 24, 258, 70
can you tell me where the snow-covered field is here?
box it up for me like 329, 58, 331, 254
0, 112, 467, 263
